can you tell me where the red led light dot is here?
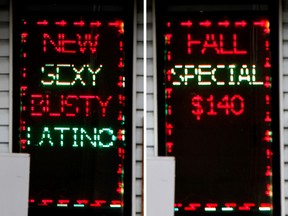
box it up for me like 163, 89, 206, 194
265, 166, 272, 176
73, 21, 85, 27
184, 203, 201, 211
264, 76, 272, 88
55, 20, 67, 26
37, 20, 48, 25
166, 123, 173, 136
166, 88, 172, 98
166, 142, 173, 153
235, 20, 247, 27
264, 57, 271, 68
199, 20, 211, 27
181, 20, 192, 27
218, 20, 230, 27
118, 58, 124, 68
266, 149, 273, 159
108, 21, 124, 34
224, 203, 237, 208
90, 21, 101, 27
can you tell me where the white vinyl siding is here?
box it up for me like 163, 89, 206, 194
283, 2, 288, 215
146, 1, 155, 156
135, 2, 144, 215
0, 0, 10, 153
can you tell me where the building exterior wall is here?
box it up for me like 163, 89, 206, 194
0, 0, 10, 153
135, 1, 144, 215
282, 1, 288, 214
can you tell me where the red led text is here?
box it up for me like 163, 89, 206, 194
43, 33, 99, 53
187, 33, 247, 55
191, 94, 244, 120
30, 94, 113, 117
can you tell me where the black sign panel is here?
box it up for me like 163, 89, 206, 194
13, 2, 133, 216
156, 2, 280, 215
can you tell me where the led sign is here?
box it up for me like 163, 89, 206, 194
158, 12, 278, 214
15, 14, 132, 214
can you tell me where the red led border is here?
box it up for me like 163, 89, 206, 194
164, 19, 273, 212
19, 19, 127, 208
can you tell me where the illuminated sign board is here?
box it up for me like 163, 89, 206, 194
157, 8, 280, 215
13, 5, 133, 215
